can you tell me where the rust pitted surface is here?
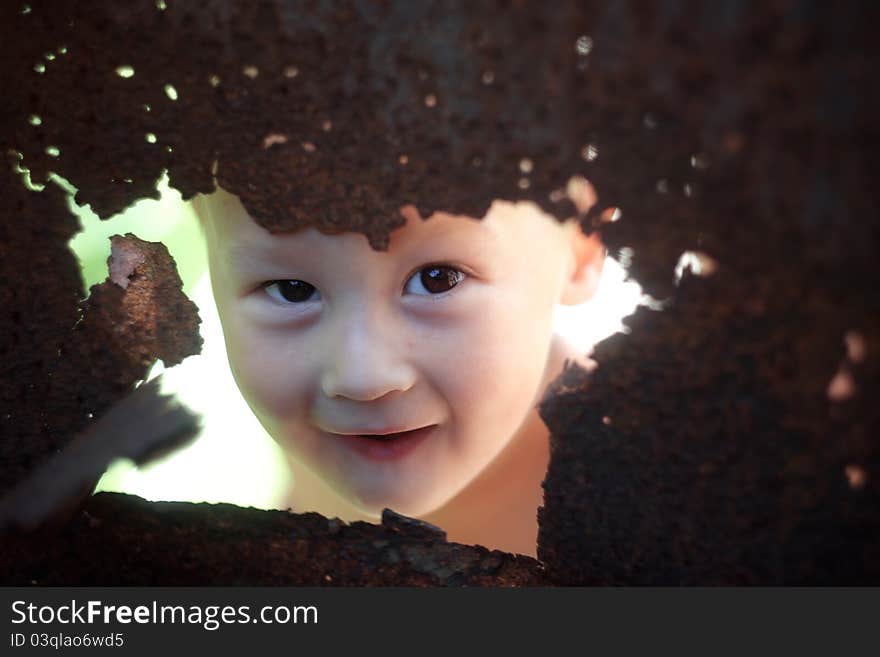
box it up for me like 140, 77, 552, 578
539, 272, 880, 584
0, 493, 544, 586
43, 232, 201, 436
0, 204, 202, 494
0, 0, 878, 584
93, 234, 202, 370
0, 165, 84, 494
2, 0, 704, 267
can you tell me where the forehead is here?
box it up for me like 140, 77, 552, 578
200, 187, 567, 261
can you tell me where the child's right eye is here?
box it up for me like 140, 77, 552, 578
262, 280, 320, 303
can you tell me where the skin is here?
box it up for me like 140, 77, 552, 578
194, 187, 604, 556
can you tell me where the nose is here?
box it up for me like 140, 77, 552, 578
320, 305, 417, 402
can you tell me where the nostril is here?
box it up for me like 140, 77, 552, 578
321, 365, 417, 402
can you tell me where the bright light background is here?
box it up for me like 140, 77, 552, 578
61, 177, 643, 510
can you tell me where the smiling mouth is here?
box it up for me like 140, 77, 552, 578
333, 425, 438, 461
355, 427, 432, 441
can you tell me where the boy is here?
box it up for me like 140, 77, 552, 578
192, 185, 605, 557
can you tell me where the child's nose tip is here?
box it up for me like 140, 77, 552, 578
320, 345, 417, 401
320, 365, 416, 402
320, 311, 418, 401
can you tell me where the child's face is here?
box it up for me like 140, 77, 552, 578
198, 188, 593, 518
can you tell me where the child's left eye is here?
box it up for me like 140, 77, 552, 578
404, 265, 466, 296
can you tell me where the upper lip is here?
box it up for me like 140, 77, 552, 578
328, 425, 434, 436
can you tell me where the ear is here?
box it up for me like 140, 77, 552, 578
559, 223, 605, 306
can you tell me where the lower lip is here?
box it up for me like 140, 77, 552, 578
335, 425, 437, 462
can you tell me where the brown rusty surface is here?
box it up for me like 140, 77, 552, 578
0, 492, 544, 586
0, 1, 877, 584
0, 182, 202, 495
539, 273, 880, 584
0, 164, 84, 494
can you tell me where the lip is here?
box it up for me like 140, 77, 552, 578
331, 425, 437, 462
329, 425, 431, 436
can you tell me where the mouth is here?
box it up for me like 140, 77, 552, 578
355, 427, 429, 440
332, 425, 437, 461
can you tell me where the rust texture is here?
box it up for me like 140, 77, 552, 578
2, 493, 544, 586
0, 1, 878, 584
0, 178, 202, 495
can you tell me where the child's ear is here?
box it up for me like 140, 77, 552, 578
559, 223, 605, 306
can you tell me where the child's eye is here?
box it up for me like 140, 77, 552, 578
404, 265, 466, 296
260, 266, 465, 304
262, 279, 320, 303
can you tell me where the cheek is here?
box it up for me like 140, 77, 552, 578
220, 315, 310, 424
434, 287, 556, 429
